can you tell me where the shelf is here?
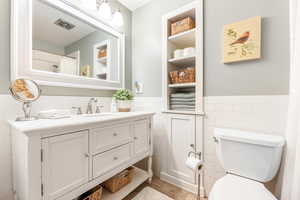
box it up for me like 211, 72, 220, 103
168, 29, 195, 47
168, 82, 196, 88
168, 55, 195, 65
95, 73, 107, 76
163, 110, 196, 115
97, 57, 107, 64
102, 167, 150, 200
163, 110, 205, 116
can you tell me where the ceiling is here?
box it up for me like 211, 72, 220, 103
118, 0, 153, 11
33, 0, 97, 48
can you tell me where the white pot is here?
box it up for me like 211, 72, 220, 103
116, 100, 132, 112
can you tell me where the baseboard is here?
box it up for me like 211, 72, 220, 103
160, 172, 205, 197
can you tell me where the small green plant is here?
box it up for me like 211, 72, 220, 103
113, 89, 134, 101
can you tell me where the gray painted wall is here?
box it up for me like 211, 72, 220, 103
65, 31, 119, 81
0, 0, 132, 96
0, 0, 10, 94
132, 0, 290, 97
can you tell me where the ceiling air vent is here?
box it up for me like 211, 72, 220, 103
54, 18, 75, 30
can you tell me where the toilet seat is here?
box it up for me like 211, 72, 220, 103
209, 174, 277, 200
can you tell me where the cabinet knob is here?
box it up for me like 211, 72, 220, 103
113, 157, 118, 161
113, 133, 117, 136
134, 137, 138, 140
84, 153, 90, 158
190, 144, 195, 149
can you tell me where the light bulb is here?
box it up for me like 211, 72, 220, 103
112, 10, 124, 27
98, 0, 112, 20
82, 0, 97, 10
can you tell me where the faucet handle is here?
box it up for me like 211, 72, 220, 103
72, 107, 82, 115
91, 97, 98, 103
95, 105, 104, 113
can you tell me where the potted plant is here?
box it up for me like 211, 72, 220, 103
113, 89, 134, 112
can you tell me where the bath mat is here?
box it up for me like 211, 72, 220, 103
132, 187, 174, 200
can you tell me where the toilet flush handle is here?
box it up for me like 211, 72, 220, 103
213, 136, 219, 143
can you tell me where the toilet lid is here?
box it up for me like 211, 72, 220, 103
209, 174, 277, 200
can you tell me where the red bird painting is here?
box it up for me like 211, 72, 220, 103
230, 31, 250, 46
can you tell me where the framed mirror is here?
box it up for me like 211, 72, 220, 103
11, 0, 125, 90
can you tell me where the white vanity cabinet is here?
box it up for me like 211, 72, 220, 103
10, 112, 154, 200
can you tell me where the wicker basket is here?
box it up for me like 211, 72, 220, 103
169, 67, 195, 84
78, 185, 102, 200
102, 167, 134, 193
171, 17, 195, 36
98, 49, 107, 58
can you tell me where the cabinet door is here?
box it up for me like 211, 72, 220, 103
167, 114, 196, 183
42, 131, 89, 200
133, 119, 150, 156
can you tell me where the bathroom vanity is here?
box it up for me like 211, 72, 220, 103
9, 112, 154, 200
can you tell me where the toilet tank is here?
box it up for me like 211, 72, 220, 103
214, 128, 285, 182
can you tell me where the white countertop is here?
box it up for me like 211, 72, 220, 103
8, 112, 155, 136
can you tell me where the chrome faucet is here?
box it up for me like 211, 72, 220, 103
86, 98, 98, 114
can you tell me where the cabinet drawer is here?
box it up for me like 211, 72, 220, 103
92, 144, 132, 179
90, 124, 132, 154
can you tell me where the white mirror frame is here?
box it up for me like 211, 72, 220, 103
11, 0, 125, 90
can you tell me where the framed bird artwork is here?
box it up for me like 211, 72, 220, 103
223, 16, 261, 63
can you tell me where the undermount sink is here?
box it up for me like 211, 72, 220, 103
81, 113, 115, 117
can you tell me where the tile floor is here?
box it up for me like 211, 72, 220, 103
124, 177, 207, 200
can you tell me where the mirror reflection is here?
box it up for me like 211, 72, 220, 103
32, 0, 119, 81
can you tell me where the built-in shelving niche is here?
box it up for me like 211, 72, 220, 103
162, 1, 203, 114
93, 40, 110, 80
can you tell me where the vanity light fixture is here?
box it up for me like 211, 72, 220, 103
98, 0, 112, 20
112, 9, 124, 27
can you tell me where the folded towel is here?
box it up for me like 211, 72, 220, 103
171, 93, 195, 98
170, 98, 196, 102
170, 101, 195, 105
170, 107, 195, 111
170, 105, 195, 109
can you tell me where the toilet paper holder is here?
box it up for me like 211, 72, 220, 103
188, 151, 202, 160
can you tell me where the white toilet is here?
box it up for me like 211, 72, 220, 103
209, 128, 285, 200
